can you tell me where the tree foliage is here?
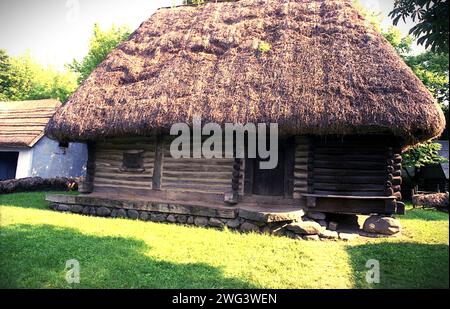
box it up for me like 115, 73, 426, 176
0, 50, 78, 103
403, 141, 447, 168
68, 24, 131, 83
389, 0, 449, 53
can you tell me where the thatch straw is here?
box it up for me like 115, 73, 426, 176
46, 0, 445, 145
1, 99, 61, 147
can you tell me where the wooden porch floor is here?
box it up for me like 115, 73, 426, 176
46, 192, 305, 223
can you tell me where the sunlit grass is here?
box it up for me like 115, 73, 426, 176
0, 192, 448, 288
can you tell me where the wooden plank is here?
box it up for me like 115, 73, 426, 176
95, 172, 153, 179
313, 190, 386, 197
94, 183, 153, 191
163, 164, 233, 173
313, 161, 385, 169
313, 175, 386, 184
95, 177, 152, 187
152, 136, 163, 190
284, 138, 296, 198
313, 168, 386, 176
313, 183, 385, 192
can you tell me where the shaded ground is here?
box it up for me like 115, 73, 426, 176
0, 192, 448, 288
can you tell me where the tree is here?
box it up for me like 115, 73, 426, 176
404, 51, 449, 105
389, 0, 449, 53
403, 141, 448, 189
354, 0, 448, 189
0, 49, 12, 101
68, 23, 131, 83
0, 50, 77, 103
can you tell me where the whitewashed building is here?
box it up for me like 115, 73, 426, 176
0, 99, 87, 180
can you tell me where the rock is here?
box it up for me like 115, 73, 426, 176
238, 208, 304, 223
286, 221, 322, 235
89, 207, 97, 216
363, 215, 402, 235
116, 208, 127, 218
319, 230, 339, 240
307, 212, 326, 220
177, 215, 188, 223
56, 204, 70, 212
302, 235, 320, 241
110, 209, 118, 218
285, 231, 302, 239
70, 205, 83, 214
151, 213, 167, 222
187, 216, 194, 224
82, 206, 90, 215
260, 226, 271, 234
139, 211, 149, 221
226, 218, 241, 229
97, 207, 111, 217
127, 209, 139, 220
194, 217, 208, 227
209, 218, 224, 228
339, 232, 359, 241
328, 221, 338, 231
318, 220, 328, 228
167, 214, 177, 223
240, 222, 260, 233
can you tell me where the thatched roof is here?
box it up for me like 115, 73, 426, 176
46, 0, 445, 145
0, 99, 61, 147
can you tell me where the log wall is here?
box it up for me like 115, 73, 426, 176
160, 140, 240, 195
93, 137, 155, 193
310, 136, 399, 197
293, 136, 311, 199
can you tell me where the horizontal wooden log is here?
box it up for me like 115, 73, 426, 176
95, 177, 152, 187
313, 182, 385, 191
315, 154, 386, 162
313, 190, 386, 197
162, 171, 232, 179
95, 172, 153, 180
313, 168, 386, 177
163, 164, 233, 173
314, 161, 385, 169
388, 176, 402, 185
393, 191, 402, 200
161, 177, 233, 186
94, 183, 153, 191
313, 175, 387, 184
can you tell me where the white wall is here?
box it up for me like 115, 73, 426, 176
0, 147, 33, 179
1, 137, 87, 180
30, 137, 87, 178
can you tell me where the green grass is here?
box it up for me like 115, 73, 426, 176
0, 192, 448, 288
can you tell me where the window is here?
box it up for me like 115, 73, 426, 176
58, 141, 69, 148
120, 150, 145, 172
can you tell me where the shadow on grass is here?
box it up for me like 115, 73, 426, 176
0, 224, 255, 289
347, 242, 449, 289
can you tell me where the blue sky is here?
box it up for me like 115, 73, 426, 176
0, 0, 422, 70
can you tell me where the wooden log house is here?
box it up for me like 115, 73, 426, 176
45, 0, 445, 224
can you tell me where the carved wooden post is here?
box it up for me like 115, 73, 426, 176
152, 134, 164, 190
80, 142, 95, 193
385, 147, 403, 200
307, 137, 314, 194
225, 158, 241, 205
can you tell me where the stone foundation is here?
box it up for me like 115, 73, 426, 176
49, 201, 401, 240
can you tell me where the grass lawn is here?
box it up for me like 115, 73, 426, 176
0, 192, 448, 289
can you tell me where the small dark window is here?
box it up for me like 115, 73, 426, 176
121, 151, 145, 172
58, 141, 69, 148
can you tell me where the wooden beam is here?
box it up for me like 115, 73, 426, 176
152, 135, 163, 190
